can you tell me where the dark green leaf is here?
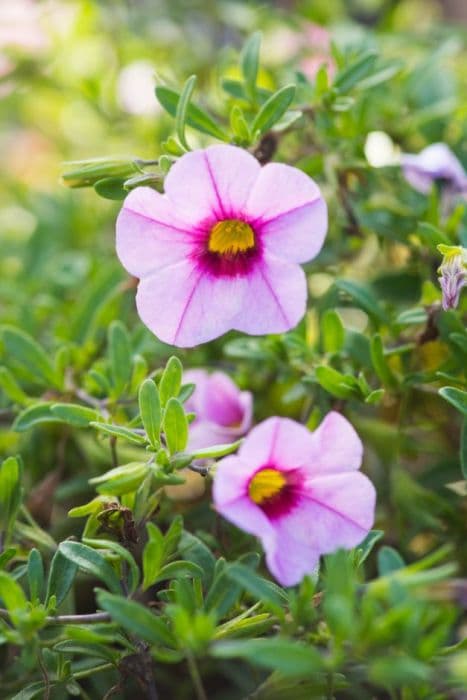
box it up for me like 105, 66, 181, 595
178, 531, 215, 587
439, 387, 467, 416
176, 74, 197, 150
212, 638, 323, 677
1, 326, 60, 389
139, 379, 161, 448
108, 321, 132, 395
94, 177, 127, 200
59, 542, 121, 594
155, 86, 227, 140
28, 549, 44, 602
252, 84, 295, 136
241, 32, 262, 99
96, 590, 175, 646
46, 550, 78, 607
377, 546, 405, 576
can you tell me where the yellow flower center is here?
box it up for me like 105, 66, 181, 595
248, 468, 286, 505
208, 219, 255, 256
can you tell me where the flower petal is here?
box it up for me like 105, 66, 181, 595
258, 197, 327, 263
264, 531, 320, 587
238, 416, 316, 471
136, 260, 244, 347
306, 411, 363, 476
232, 254, 307, 335
164, 145, 261, 223
213, 455, 275, 539
246, 161, 323, 223
116, 187, 195, 277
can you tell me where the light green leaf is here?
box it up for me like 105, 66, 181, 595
164, 398, 188, 454
175, 74, 197, 150
108, 321, 132, 396
155, 86, 227, 140
321, 309, 345, 354
51, 403, 100, 427
439, 387, 467, 416
90, 421, 147, 445
241, 32, 262, 99
252, 84, 295, 136
159, 355, 183, 406
1, 326, 61, 389
139, 379, 161, 448
212, 638, 323, 677
27, 549, 44, 603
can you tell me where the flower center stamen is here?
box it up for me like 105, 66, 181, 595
248, 468, 286, 505
208, 219, 255, 256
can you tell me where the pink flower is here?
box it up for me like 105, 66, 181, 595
213, 413, 376, 586
184, 369, 253, 450
401, 143, 467, 195
116, 145, 327, 347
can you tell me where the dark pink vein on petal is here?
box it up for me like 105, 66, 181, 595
173, 271, 203, 345
302, 492, 368, 532
203, 151, 226, 219
258, 266, 290, 326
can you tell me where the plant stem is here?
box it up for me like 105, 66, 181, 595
0, 609, 111, 625
186, 651, 208, 700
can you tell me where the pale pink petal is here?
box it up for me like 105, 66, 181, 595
238, 416, 316, 470
136, 260, 244, 347
258, 197, 327, 263
264, 532, 320, 587
187, 422, 231, 451
246, 162, 323, 223
116, 187, 195, 277
213, 456, 275, 540
202, 372, 248, 427
164, 145, 261, 223
232, 254, 307, 335
306, 411, 363, 476
183, 369, 209, 415
281, 472, 375, 553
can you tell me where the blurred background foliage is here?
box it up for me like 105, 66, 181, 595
0, 0, 466, 698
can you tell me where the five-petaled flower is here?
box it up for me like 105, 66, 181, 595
437, 244, 467, 311
184, 368, 252, 450
213, 413, 376, 586
401, 143, 467, 196
116, 144, 327, 347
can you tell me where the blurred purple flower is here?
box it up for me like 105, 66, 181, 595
116, 145, 327, 347
437, 245, 467, 311
213, 413, 376, 586
184, 369, 252, 450
402, 143, 467, 195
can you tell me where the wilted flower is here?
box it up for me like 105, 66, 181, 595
401, 143, 467, 196
116, 144, 327, 347
437, 244, 467, 311
184, 369, 252, 450
213, 413, 376, 586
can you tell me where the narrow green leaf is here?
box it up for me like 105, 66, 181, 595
370, 335, 397, 388
334, 51, 377, 92
164, 398, 188, 454
51, 403, 100, 427
159, 355, 183, 406
225, 563, 287, 608
139, 379, 161, 448
377, 546, 405, 576
164, 515, 184, 559
252, 84, 296, 136
59, 542, 121, 594
96, 590, 175, 646
108, 321, 132, 396
439, 387, 467, 416
94, 177, 127, 200
2, 326, 60, 389
28, 549, 45, 602
0, 456, 22, 537
315, 366, 359, 400
355, 530, 384, 566
155, 86, 227, 141
84, 538, 140, 594
178, 531, 215, 587
0, 571, 27, 615
90, 422, 147, 445
241, 32, 262, 99
335, 279, 387, 323
155, 560, 203, 583
13, 403, 58, 432
212, 638, 323, 677
461, 418, 467, 479
175, 74, 197, 150
321, 309, 345, 354
46, 550, 78, 607
142, 523, 165, 591
190, 439, 242, 460
0, 367, 29, 405
90, 462, 148, 496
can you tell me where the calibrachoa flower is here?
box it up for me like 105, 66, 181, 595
401, 143, 467, 195
213, 413, 376, 586
437, 244, 467, 311
184, 369, 252, 450
116, 145, 327, 347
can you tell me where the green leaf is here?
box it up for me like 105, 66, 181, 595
0, 456, 22, 538
225, 563, 287, 609
315, 366, 359, 400
0, 571, 27, 619
46, 550, 78, 607
377, 546, 405, 576
155, 561, 203, 583
155, 86, 227, 141
212, 638, 323, 677
178, 531, 215, 587
139, 379, 161, 448
142, 523, 165, 591
0, 367, 29, 405
189, 439, 242, 461
252, 84, 296, 136
321, 309, 345, 354
175, 74, 197, 150
90, 462, 148, 496
439, 387, 467, 416
159, 355, 183, 406
335, 279, 387, 323
59, 542, 121, 594
90, 421, 147, 445
241, 32, 262, 99
1, 326, 61, 389
108, 321, 132, 396
164, 515, 184, 559
370, 335, 397, 388
27, 549, 44, 603
51, 403, 100, 427
461, 417, 467, 479
13, 403, 59, 432
334, 51, 377, 92
96, 591, 175, 647
355, 529, 384, 566
164, 398, 188, 454
84, 538, 140, 594
94, 177, 127, 200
